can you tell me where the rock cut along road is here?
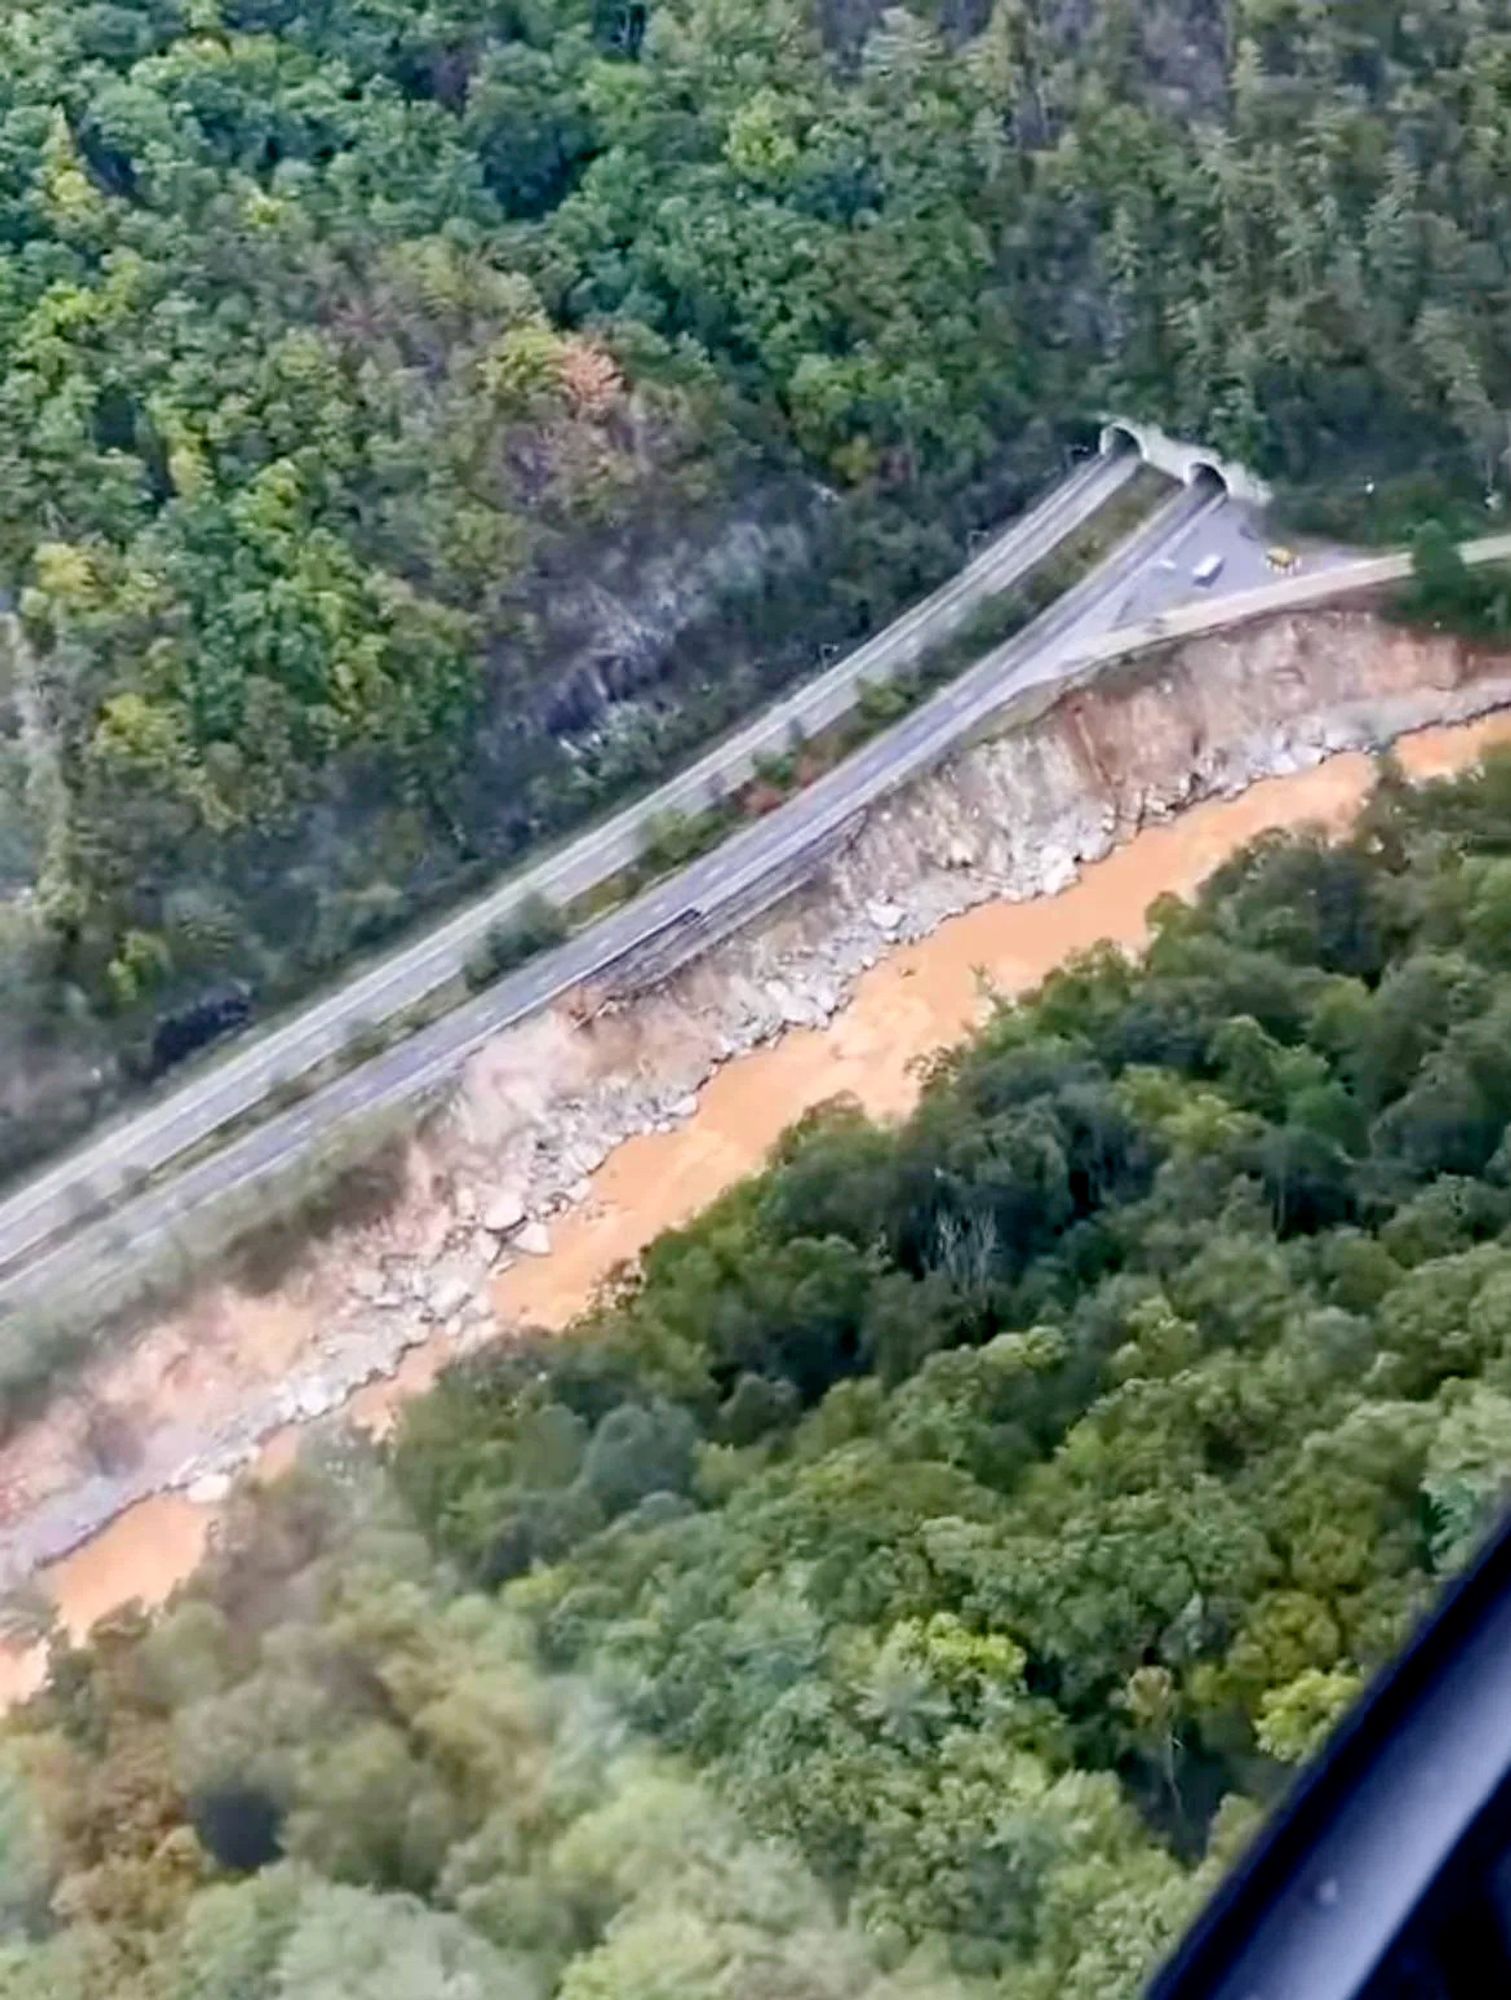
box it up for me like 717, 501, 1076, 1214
7, 469, 1511, 1318
0, 451, 1136, 1299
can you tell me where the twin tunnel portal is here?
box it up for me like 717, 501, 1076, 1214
1097, 416, 1271, 507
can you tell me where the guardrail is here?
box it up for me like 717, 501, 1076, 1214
1081, 530, 1511, 662
0, 453, 1133, 1289
5, 517, 1511, 1318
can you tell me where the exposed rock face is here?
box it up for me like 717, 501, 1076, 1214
829, 611, 1510, 920
535, 507, 815, 734
5, 608, 1511, 1589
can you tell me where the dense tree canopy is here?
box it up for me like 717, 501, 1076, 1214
11, 749, 1511, 1994
5, 0, 1511, 1175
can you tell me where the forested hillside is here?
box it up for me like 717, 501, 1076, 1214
10, 751, 1511, 1995
4, 0, 1511, 1176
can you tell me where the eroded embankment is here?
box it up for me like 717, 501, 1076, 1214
4, 609, 1511, 1707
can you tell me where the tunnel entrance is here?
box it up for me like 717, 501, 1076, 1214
1100, 422, 1142, 460
1099, 416, 1264, 502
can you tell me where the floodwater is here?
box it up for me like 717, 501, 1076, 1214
0, 1491, 210, 1706
4, 711, 1510, 1709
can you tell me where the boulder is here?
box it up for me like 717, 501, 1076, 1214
291, 1376, 342, 1421
483, 1191, 527, 1235
514, 1220, 552, 1257
763, 978, 819, 1028
428, 1272, 472, 1319
809, 979, 841, 1018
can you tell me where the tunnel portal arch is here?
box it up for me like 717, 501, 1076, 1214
1097, 417, 1266, 504
1185, 458, 1227, 494
1100, 420, 1147, 461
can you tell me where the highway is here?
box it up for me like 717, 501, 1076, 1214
0, 449, 1134, 1294
6, 480, 1511, 1316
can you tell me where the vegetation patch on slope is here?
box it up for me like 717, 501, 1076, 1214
10, 749, 1511, 1993
5, 0, 1511, 1176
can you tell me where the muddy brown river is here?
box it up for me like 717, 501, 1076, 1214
4, 711, 1508, 1708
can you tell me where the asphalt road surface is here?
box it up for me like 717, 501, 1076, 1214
7, 486, 1511, 1318
0, 450, 1134, 1295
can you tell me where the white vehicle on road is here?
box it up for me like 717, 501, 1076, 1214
1192, 551, 1225, 587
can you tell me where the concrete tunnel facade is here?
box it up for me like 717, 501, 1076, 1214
1098, 418, 1271, 507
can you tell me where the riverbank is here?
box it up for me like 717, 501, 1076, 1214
4, 702, 1510, 1709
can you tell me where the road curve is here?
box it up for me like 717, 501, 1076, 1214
8, 508, 1511, 1316
0, 452, 1134, 1289
0, 478, 1220, 1314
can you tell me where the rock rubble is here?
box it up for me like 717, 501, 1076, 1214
10, 606, 1511, 1591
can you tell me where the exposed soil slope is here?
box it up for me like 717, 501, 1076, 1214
5, 610, 1511, 1707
